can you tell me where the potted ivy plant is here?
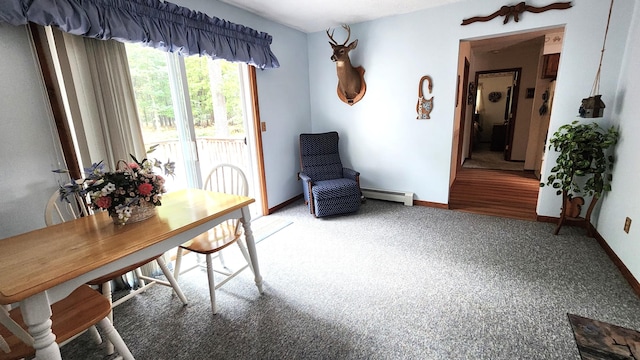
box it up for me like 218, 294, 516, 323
541, 120, 619, 235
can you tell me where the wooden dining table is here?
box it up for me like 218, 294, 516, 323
0, 188, 263, 359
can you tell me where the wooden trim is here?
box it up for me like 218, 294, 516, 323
537, 215, 587, 228
536, 215, 558, 223
248, 66, 269, 216
268, 194, 303, 214
29, 24, 81, 179
591, 225, 640, 298
413, 200, 449, 209
538, 214, 640, 297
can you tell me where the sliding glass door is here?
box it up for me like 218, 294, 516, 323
125, 43, 262, 217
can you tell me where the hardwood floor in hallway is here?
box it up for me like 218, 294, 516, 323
449, 168, 540, 221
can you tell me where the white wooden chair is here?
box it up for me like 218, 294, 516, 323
0, 285, 134, 360
45, 190, 188, 353
173, 164, 255, 314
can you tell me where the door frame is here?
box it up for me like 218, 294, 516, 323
472, 68, 521, 161
456, 58, 471, 170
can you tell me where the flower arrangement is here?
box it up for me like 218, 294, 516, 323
56, 145, 175, 224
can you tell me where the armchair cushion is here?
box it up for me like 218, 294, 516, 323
312, 178, 360, 200
312, 179, 361, 217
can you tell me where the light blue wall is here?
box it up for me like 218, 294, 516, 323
307, 0, 635, 207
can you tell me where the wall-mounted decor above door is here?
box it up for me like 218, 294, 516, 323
461, 2, 572, 26
416, 75, 433, 119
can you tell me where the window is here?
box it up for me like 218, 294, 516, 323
124, 43, 263, 214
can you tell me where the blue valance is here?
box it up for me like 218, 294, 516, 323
0, 0, 280, 69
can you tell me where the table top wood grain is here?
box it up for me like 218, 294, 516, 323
0, 189, 254, 304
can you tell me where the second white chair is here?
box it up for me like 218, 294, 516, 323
173, 164, 255, 314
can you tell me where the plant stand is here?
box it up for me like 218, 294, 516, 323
554, 190, 599, 236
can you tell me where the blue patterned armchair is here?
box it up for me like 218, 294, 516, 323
298, 131, 361, 217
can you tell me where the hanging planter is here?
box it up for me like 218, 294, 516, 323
578, 0, 614, 119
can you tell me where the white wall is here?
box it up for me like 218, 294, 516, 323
596, 1, 640, 278
0, 24, 66, 237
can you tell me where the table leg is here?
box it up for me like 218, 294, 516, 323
102, 281, 115, 355
240, 207, 263, 293
21, 292, 61, 360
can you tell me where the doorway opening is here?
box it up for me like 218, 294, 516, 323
465, 68, 522, 170
449, 26, 564, 219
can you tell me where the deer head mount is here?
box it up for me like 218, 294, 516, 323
327, 25, 366, 106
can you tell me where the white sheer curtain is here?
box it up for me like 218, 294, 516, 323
52, 29, 162, 280
56, 29, 145, 170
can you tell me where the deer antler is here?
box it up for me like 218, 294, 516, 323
341, 25, 351, 45
327, 25, 352, 46
326, 28, 338, 45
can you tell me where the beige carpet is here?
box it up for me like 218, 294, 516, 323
250, 214, 292, 243
463, 143, 525, 171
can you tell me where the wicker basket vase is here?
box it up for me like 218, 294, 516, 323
112, 201, 157, 225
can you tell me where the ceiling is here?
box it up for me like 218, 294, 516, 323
218, 0, 563, 54
218, 0, 467, 33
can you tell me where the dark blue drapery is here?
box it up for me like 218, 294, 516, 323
0, 0, 280, 69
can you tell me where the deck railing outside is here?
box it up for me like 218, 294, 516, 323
148, 137, 250, 191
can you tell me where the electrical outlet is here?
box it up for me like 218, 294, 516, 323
624, 217, 632, 234
261, 122, 267, 132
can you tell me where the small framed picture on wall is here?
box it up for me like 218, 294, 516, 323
526, 88, 535, 99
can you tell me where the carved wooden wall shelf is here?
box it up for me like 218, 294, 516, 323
461, 2, 572, 26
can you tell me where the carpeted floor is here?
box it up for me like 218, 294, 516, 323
60, 200, 640, 360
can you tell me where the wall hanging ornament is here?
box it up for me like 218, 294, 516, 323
467, 82, 476, 105
488, 91, 502, 102
578, 0, 613, 118
416, 75, 433, 119
327, 25, 366, 106
461, 1, 572, 26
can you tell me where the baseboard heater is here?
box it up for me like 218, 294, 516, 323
361, 188, 414, 206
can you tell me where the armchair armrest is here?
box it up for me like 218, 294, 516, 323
343, 168, 360, 181
298, 171, 315, 214
298, 172, 312, 183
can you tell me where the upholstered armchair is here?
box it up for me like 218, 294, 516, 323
298, 131, 362, 217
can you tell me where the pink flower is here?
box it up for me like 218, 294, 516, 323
95, 196, 112, 209
128, 162, 139, 169
137, 183, 154, 196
